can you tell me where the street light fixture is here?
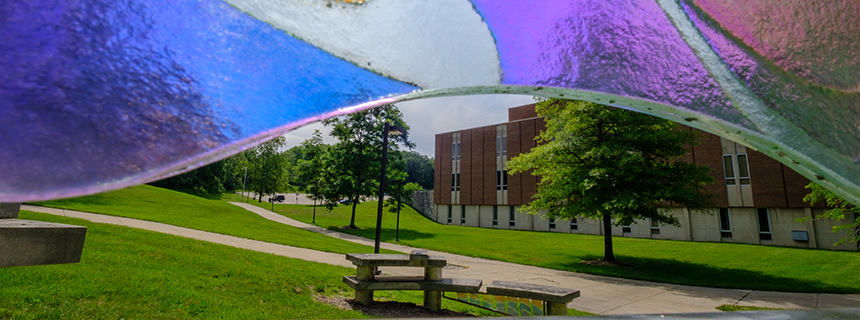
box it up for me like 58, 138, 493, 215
374, 123, 405, 254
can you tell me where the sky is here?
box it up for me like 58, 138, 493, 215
282, 94, 536, 157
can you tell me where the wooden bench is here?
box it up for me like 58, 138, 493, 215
343, 251, 482, 311
486, 281, 580, 315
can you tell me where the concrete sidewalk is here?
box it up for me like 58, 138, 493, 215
24, 204, 860, 315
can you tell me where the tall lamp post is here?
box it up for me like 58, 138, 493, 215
393, 179, 404, 242
374, 123, 405, 254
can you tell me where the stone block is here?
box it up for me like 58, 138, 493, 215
0, 219, 87, 268
486, 281, 580, 303
0, 203, 21, 219
345, 253, 447, 267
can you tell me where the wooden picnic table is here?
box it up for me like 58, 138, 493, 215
343, 251, 481, 311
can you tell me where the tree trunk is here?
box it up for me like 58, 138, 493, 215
602, 212, 615, 262
349, 196, 358, 228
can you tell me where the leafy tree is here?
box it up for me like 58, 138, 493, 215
801, 182, 860, 245
245, 135, 290, 203
383, 151, 411, 213
149, 156, 242, 196
323, 104, 412, 229
402, 150, 435, 190
507, 98, 713, 262
294, 131, 334, 220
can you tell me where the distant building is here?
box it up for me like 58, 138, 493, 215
433, 104, 859, 251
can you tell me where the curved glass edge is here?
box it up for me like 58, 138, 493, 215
6, 85, 860, 209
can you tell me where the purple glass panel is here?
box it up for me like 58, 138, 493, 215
682, 0, 860, 160
470, 0, 744, 126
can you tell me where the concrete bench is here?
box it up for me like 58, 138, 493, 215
486, 281, 581, 315
344, 251, 480, 311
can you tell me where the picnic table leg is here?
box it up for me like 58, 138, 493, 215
423, 267, 442, 311
355, 266, 375, 305
546, 302, 568, 316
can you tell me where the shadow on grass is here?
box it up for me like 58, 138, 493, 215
29, 194, 112, 207
326, 226, 437, 242
556, 255, 858, 294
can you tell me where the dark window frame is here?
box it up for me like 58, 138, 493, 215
757, 208, 772, 241
719, 208, 733, 238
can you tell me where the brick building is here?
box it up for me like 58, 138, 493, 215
433, 104, 859, 251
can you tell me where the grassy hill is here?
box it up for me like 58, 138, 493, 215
260, 200, 860, 294
33, 185, 398, 255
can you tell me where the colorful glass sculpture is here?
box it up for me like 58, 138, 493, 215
1, 0, 858, 203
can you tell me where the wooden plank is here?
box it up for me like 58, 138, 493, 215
343, 276, 482, 292
486, 281, 580, 303
345, 254, 447, 267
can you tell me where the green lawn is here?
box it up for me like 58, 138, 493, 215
1, 211, 494, 319
31, 185, 400, 255
265, 201, 860, 294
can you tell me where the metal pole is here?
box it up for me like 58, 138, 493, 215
313, 180, 319, 224
396, 181, 402, 242
374, 124, 391, 254
241, 167, 248, 202
271, 178, 276, 211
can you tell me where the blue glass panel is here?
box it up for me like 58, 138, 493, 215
0, 0, 416, 201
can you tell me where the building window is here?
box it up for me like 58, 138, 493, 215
496, 170, 508, 191
570, 218, 578, 231
549, 218, 556, 230
450, 173, 460, 192
460, 206, 466, 224
509, 207, 516, 227
622, 224, 632, 234
452, 132, 460, 161
719, 208, 732, 238
496, 125, 507, 158
447, 206, 452, 224
757, 208, 772, 241
492, 206, 498, 226
737, 154, 751, 185
502, 170, 508, 190
650, 219, 660, 235
722, 155, 736, 185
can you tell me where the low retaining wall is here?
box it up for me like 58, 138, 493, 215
408, 190, 434, 219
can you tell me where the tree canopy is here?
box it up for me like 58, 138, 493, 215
802, 182, 860, 245
293, 130, 333, 205
149, 157, 242, 197
242, 135, 291, 202
322, 104, 412, 228
402, 150, 434, 190
507, 98, 713, 262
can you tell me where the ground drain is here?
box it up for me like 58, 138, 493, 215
444, 263, 468, 270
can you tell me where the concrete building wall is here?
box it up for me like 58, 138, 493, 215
532, 213, 550, 232
432, 203, 857, 252
767, 207, 814, 249
813, 209, 859, 251
690, 209, 721, 243
724, 207, 758, 245
654, 208, 690, 241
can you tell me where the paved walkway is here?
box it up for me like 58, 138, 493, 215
23, 204, 860, 315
